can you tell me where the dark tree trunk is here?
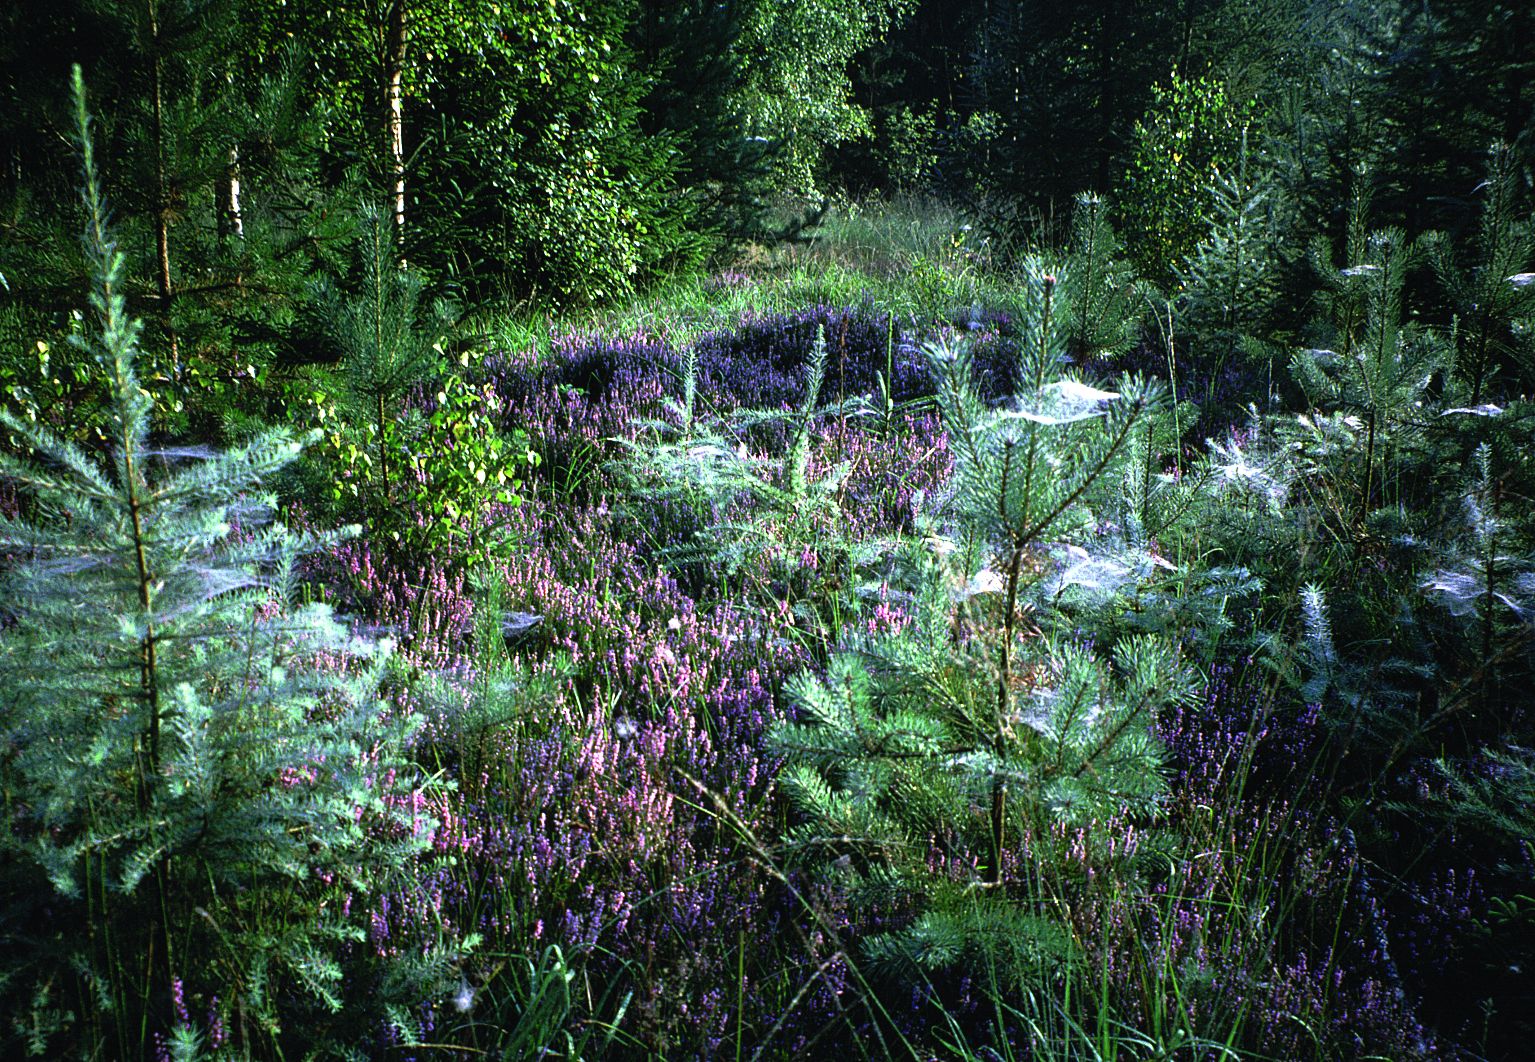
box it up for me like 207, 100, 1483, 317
147, 0, 179, 369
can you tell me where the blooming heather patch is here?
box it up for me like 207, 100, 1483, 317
299, 360, 872, 1052
280, 302, 1451, 1058
1156, 660, 1323, 802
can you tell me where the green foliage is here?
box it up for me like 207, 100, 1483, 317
1417, 442, 1535, 730
0, 2, 350, 443
870, 104, 941, 192
1421, 444, 1535, 621
1132, 406, 1308, 629
614, 326, 874, 595
772, 556, 1192, 988
931, 0, 1194, 242
0, 329, 102, 442
1176, 132, 1280, 358
630, 0, 776, 242
0, 73, 444, 1057
1415, 746, 1535, 881
308, 356, 538, 571
405, 366, 540, 566
1120, 72, 1259, 285
939, 265, 1160, 556
737, 0, 916, 196
259, 0, 696, 306
1297, 582, 1339, 706
1397, 740, 1535, 1036
5, 5, 1535, 1054
1365, 0, 1535, 236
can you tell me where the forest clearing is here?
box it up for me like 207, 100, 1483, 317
1, 2, 1532, 1058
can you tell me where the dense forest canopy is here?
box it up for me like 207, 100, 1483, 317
4, 0, 1528, 306
1, 1, 1534, 1059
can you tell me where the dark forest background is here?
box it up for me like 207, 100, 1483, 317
4, 1, 1530, 309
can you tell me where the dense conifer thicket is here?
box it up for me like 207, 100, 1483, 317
1, 1, 1533, 1058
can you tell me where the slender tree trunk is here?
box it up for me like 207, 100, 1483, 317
385, 0, 407, 262
123, 390, 175, 1058
147, 0, 179, 371
991, 444, 1021, 887
992, 533, 1026, 886
219, 144, 243, 239
1178, 0, 1195, 71
1359, 409, 1376, 526
377, 391, 390, 505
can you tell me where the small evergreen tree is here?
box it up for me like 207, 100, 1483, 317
1176, 131, 1279, 387
1426, 142, 1535, 403
1293, 223, 1445, 525
1420, 442, 1535, 721
0, 70, 443, 1057
630, 0, 776, 243
771, 265, 1192, 986
1062, 192, 1147, 361
306, 202, 456, 511
614, 325, 873, 584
